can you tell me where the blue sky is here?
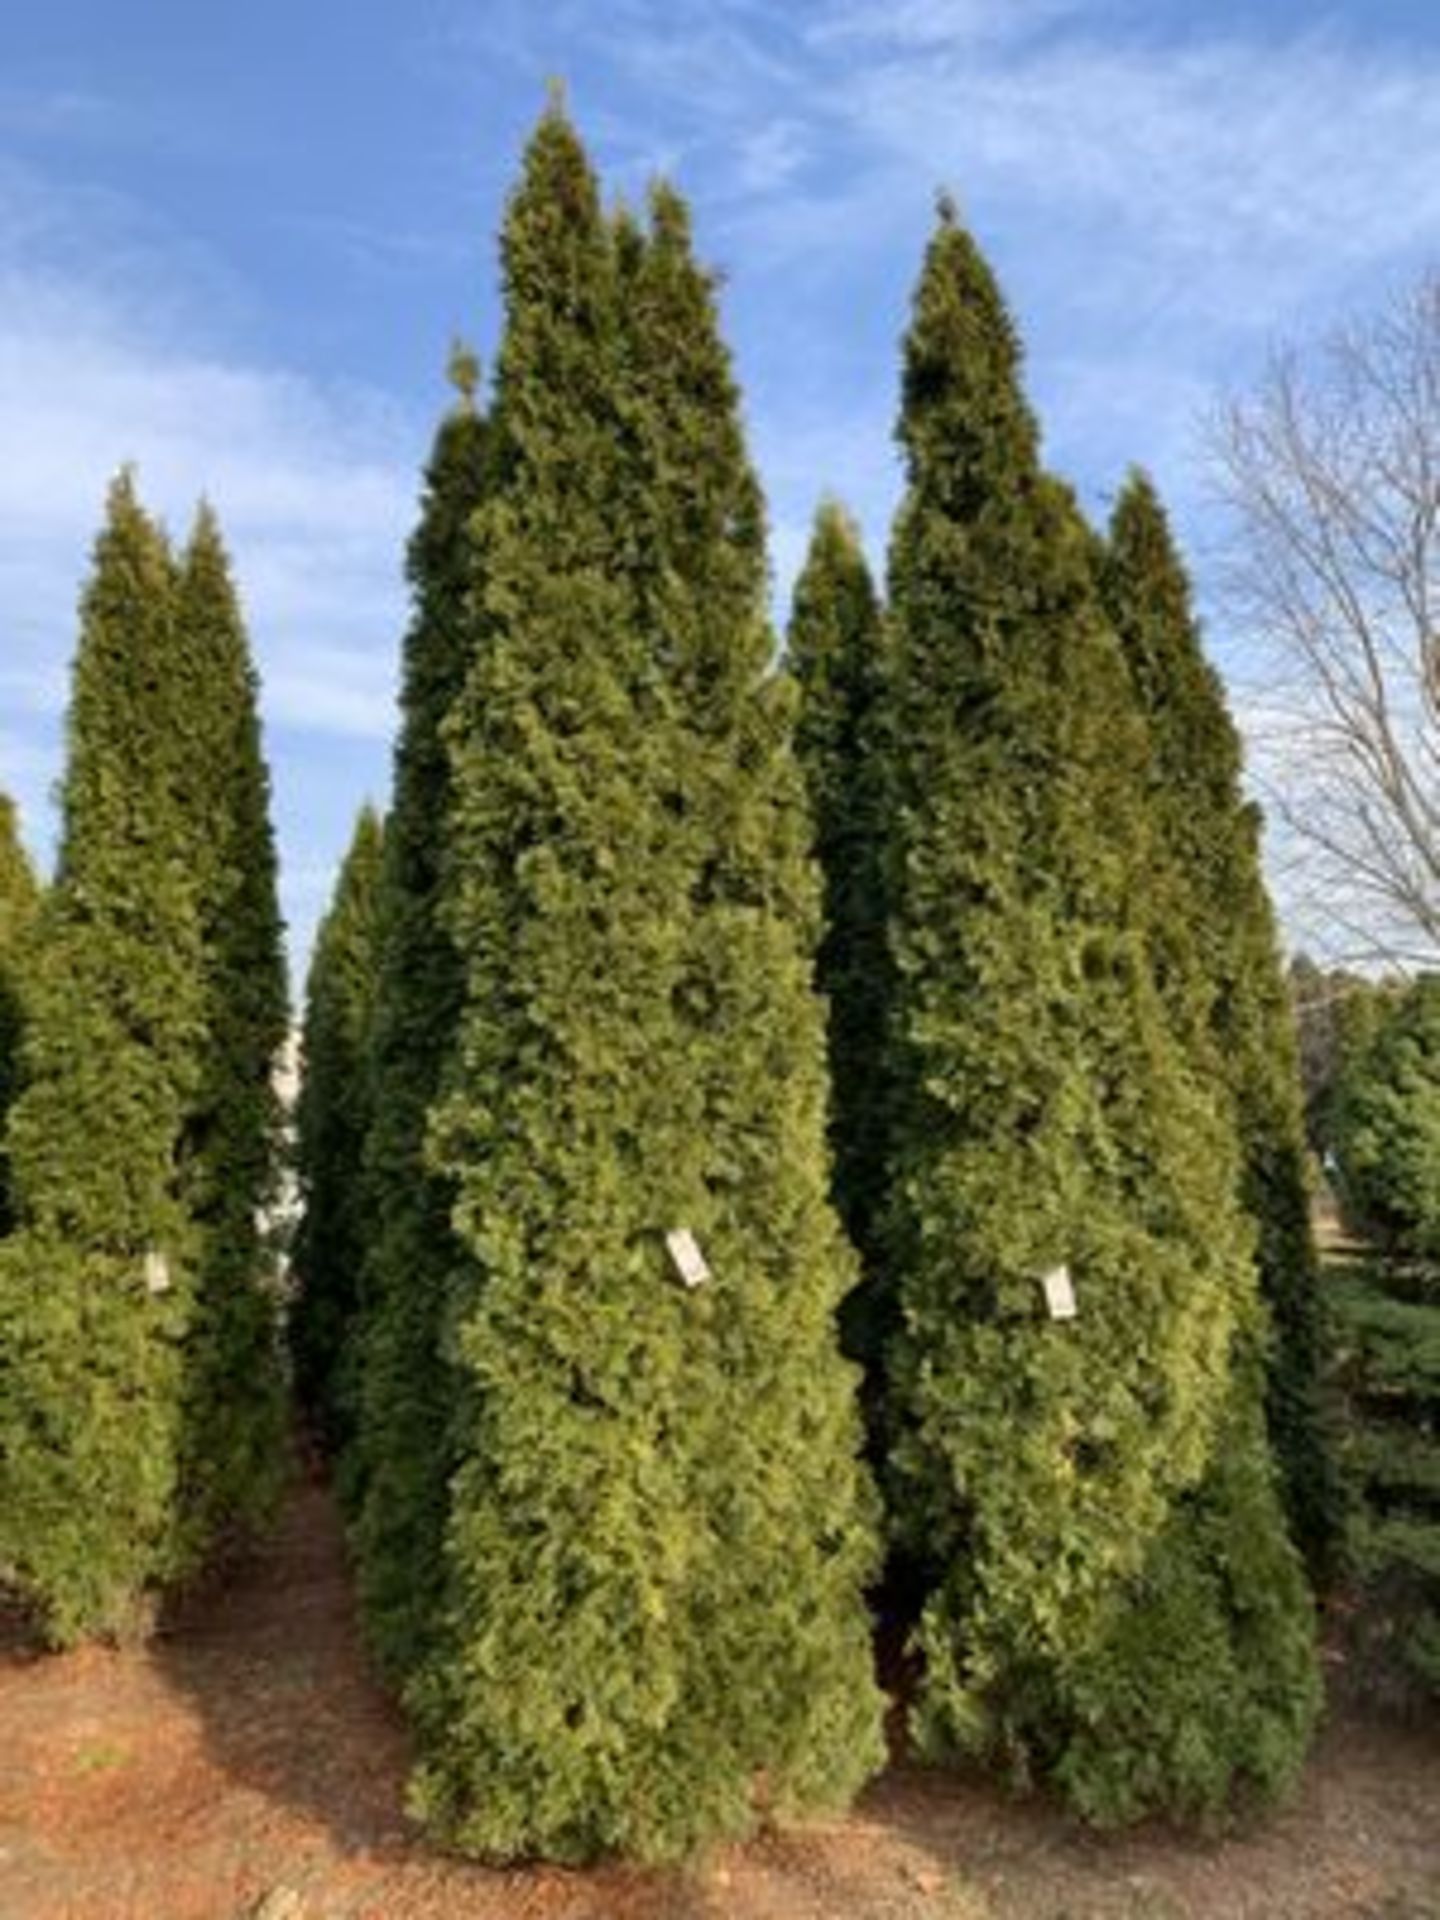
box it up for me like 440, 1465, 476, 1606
4, 0, 1440, 978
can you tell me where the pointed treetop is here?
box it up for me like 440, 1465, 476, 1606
647, 177, 694, 249
898, 202, 1035, 486
0, 791, 38, 924
185, 495, 225, 555
1105, 466, 1222, 713
790, 496, 882, 698
100, 464, 167, 554
1108, 467, 1192, 611
812, 494, 865, 552
351, 798, 384, 850
448, 339, 481, 409
500, 100, 606, 315
107, 463, 140, 511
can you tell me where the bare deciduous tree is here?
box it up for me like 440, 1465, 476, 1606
1214, 271, 1440, 968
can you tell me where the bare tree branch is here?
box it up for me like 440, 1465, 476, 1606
1212, 271, 1440, 969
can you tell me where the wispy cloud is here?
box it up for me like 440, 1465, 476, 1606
808, 0, 1091, 52
0, 159, 420, 964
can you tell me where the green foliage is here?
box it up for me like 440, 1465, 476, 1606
348, 368, 491, 1675
881, 208, 1316, 1821
401, 111, 882, 1863
170, 505, 290, 1560
0, 477, 288, 1643
1328, 986, 1440, 1695
1330, 1250, 1440, 1698
1331, 976, 1440, 1254
1101, 472, 1339, 1572
292, 804, 385, 1451
0, 794, 39, 1235
787, 503, 894, 1371
1043, 1365, 1321, 1826
0, 473, 207, 1642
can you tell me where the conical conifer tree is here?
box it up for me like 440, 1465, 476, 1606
292, 803, 385, 1450
787, 504, 894, 1369
0, 473, 208, 1643
349, 353, 491, 1673
881, 206, 1316, 1820
0, 794, 39, 1236
1100, 471, 1338, 1572
170, 504, 290, 1558
403, 112, 882, 1864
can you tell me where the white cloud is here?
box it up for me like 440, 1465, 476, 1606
0, 161, 422, 963
0, 283, 415, 755
809, 0, 1089, 52
833, 29, 1440, 310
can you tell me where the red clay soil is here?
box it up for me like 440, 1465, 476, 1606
2, 1480, 1438, 1920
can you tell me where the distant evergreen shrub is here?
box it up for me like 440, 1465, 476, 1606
1331, 976, 1440, 1256
1327, 977, 1440, 1696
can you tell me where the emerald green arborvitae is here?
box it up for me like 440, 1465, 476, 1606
881, 207, 1317, 1823
1100, 472, 1339, 1574
292, 803, 385, 1451
787, 504, 894, 1370
349, 355, 490, 1674
403, 111, 882, 1864
0, 794, 39, 1236
0, 473, 207, 1643
1328, 976, 1440, 1694
171, 504, 290, 1559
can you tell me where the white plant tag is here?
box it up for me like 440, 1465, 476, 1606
144, 1250, 171, 1297
1040, 1263, 1076, 1321
665, 1227, 711, 1290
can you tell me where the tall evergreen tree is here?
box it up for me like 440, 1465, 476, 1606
0, 473, 207, 1643
171, 504, 290, 1559
349, 351, 491, 1673
401, 113, 882, 1864
1101, 471, 1338, 1571
0, 793, 39, 1236
881, 206, 1316, 1821
787, 503, 894, 1368
292, 803, 385, 1450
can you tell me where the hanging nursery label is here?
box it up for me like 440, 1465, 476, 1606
1040, 1263, 1076, 1321
144, 1249, 171, 1296
665, 1227, 711, 1290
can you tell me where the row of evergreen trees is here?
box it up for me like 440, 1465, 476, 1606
293, 106, 1327, 1859
786, 215, 1322, 1820
0, 480, 288, 1644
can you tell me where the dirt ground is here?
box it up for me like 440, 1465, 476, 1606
2, 1481, 1438, 1920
